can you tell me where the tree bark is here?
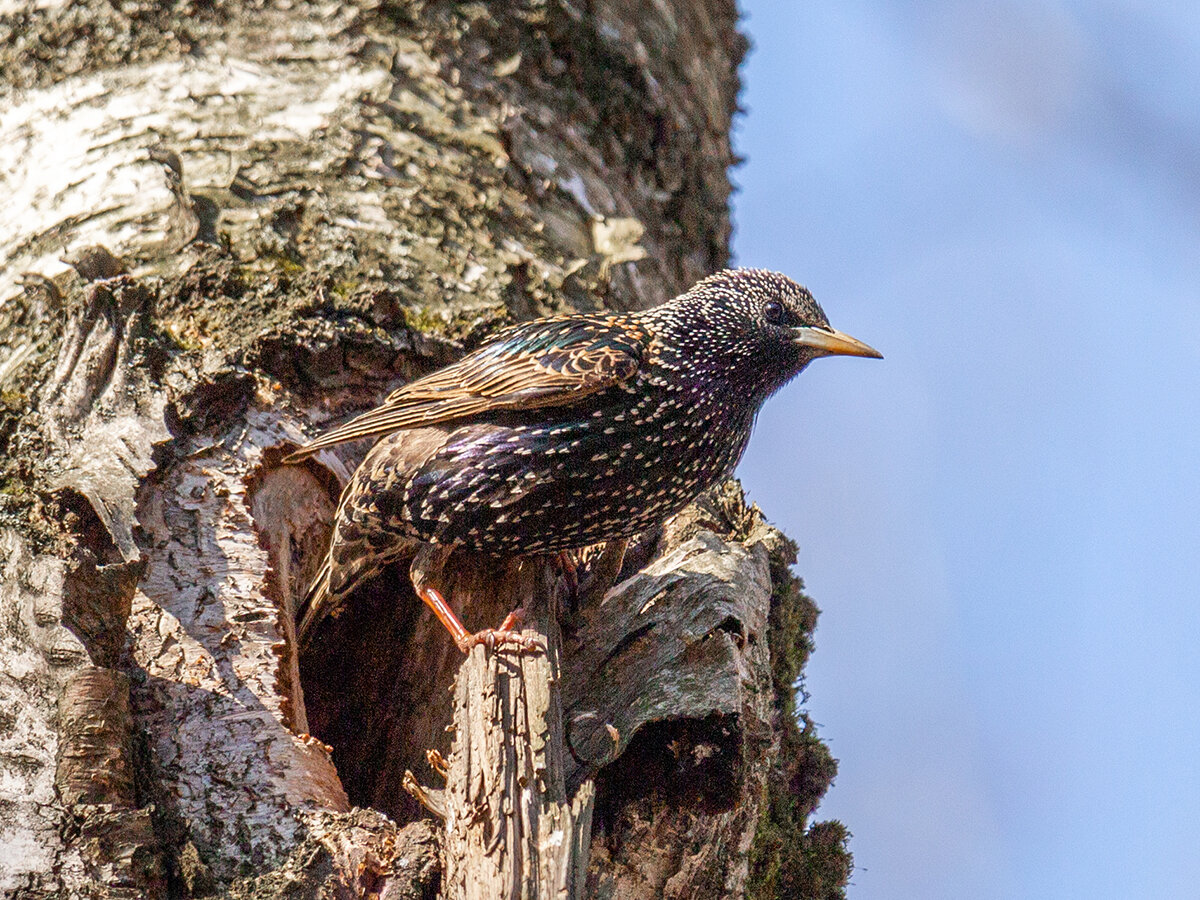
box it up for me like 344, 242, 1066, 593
0, 1, 851, 898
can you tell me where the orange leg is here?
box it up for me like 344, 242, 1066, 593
416, 586, 542, 654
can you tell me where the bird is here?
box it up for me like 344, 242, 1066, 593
286, 268, 881, 652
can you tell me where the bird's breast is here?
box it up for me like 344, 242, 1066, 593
369, 380, 755, 553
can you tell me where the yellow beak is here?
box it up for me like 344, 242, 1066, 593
792, 326, 883, 359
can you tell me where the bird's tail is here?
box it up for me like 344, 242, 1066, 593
295, 535, 421, 650
295, 557, 334, 651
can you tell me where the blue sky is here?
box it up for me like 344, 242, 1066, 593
731, 3, 1200, 898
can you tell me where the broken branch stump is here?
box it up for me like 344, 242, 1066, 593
439, 557, 595, 900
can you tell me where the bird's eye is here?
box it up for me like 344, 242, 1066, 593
763, 300, 785, 324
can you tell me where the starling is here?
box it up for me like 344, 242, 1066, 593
287, 268, 880, 651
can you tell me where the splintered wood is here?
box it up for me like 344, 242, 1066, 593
439, 558, 595, 900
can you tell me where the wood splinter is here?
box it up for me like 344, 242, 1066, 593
427, 748, 449, 779
403, 770, 446, 820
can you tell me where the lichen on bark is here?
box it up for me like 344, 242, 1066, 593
747, 533, 854, 900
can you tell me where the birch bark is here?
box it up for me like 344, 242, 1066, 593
0, 2, 850, 897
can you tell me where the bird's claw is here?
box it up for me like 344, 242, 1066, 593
457, 628, 543, 654
457, 608, 543, 654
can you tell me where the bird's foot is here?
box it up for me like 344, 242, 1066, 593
456, 608, 543, 654
417, 586, 543, 654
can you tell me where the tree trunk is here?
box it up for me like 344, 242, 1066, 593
0, 1, 851, 898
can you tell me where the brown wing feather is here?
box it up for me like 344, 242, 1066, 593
284, 315, 646, 463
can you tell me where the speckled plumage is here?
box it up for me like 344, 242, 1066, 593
290, 269, 880, 647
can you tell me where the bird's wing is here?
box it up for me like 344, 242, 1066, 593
284, 315, 648, 462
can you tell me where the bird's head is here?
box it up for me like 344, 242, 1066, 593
655, 268, 881, 397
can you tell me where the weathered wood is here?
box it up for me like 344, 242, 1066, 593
563, 526, 773, 784
569, 485, 785, 899
437, 557, 595, 900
